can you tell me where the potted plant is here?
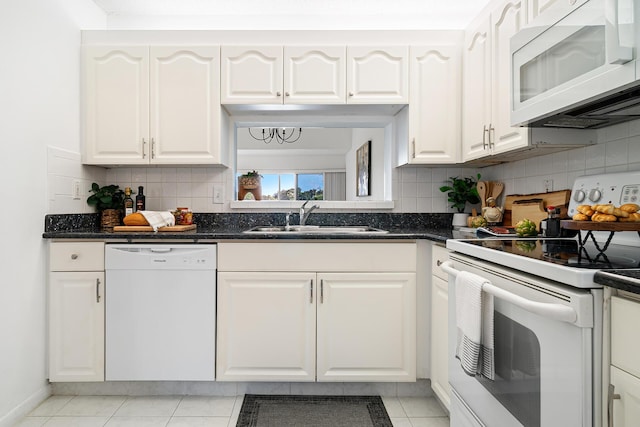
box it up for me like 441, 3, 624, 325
238, 170, 262, 200
87, 183, 125, 229
439, 174, 481, 226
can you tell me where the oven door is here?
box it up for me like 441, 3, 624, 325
510, 0, 635, 126
444, 255, 597, 427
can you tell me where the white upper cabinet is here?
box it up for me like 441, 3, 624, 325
347, 46, 409, 104
222, 45, 408, 104
149, 46, 222, 164
527, 0, 566, 22
406, 45, 461, 164
462, 0, 528, 162
221, 46, 283, 104
83, 46, 149, 164
83, 46, 223, 165
284, 46, 346, 104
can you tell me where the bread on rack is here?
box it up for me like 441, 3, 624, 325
576, 205, 595, 216
591, 213, 617, 222
592, 204, 629, 218
572, 213, 590, 221
620, 203, 640, 213
619, 212, 640, 222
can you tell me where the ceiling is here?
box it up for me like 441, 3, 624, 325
90, 0, 493, 30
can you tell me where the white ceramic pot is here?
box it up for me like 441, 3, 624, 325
452, 213, 469, 227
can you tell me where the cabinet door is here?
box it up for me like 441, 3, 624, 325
491, 0, 529, 155
409, 45, 460, 164
284, 46, 346, 104
316, 272, 416, 382
216, 272, 316, 381
49, 272, 104, 382
83, 46, 149, 165
462, 19, 492, 162
221, 46, 283, 104
430, 275, 450, 410
610, 366, 640, 427
150, 46, 222, 164
347, 46, 409, 104
527, 0, 566, 23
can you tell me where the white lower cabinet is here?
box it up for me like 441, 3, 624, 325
216, 242, 417, 382
49, 242, 105, 382
609, 295, 640, 426
430, 243, 451, 410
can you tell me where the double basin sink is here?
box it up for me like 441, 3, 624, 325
244, 225, 389, 235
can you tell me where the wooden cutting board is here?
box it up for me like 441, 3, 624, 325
503, 189, 571, 227
113, 224, 197, 232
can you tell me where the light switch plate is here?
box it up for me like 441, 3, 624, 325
72, 180, 82, 200
212, 185, 223, 204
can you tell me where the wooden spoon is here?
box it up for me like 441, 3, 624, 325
492, 182, 505, 202
477, 181, 487, 209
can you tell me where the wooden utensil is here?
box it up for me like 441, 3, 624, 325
492, 182, 504, 200
477, 181, 487, 208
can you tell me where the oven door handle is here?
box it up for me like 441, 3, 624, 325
441, 261, 578, 324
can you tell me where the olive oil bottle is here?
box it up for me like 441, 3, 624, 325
123, 187, 134, 216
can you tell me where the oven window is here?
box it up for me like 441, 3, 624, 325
479, 312, 541, 427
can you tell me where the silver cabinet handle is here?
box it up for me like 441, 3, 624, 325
411, 138, 416, 159
142, 138, 147, 158
276, 91, 282, 97
320, 280, 324, 304
285, 92, 290, 97
608, 384, 621, 427
70, 254, 78, 260
348, 92, 354, 97
310, 280, 314, 304
96, 278, 101, 303
482, 125, 488, 149
151, 138, 156, 159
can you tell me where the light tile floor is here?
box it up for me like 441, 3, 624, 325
15, 395, 449, 427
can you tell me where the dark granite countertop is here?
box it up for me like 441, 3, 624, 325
594, 269, 640, 294
43, 212, 454, 243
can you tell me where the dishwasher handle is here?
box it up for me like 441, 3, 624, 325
149, 247, 172, 253
441, 261, 577, 324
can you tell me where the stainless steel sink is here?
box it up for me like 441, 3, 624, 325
243, 225, 389, 234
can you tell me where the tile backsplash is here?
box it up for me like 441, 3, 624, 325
48, 119, 640, 215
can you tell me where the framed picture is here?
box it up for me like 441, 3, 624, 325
356, 140, 371, 197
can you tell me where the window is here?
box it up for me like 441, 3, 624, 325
237, 173, 324, 200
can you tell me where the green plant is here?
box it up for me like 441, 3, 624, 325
439, 173, 481, 213
241, 170, 262, 177
87, 183, 124, 211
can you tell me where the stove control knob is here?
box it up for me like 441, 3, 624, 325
588, 188, 602, 202
573, 189, 586, 203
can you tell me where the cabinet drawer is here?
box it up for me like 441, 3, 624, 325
431, 243, 450, 281
218, 242, 416, 272
611, 296, 640, 378
50, 242, 104, 271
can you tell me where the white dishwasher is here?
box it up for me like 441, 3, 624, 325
105, 244, 216, 381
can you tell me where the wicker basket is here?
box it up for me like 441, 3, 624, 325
101, 209, 121, 230
239, 176, 261, 190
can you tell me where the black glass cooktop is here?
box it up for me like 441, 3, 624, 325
462, 239, 640, 270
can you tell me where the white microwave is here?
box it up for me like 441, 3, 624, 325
511, 0, 639, 129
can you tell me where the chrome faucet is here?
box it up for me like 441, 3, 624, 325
299, 200, 319, 226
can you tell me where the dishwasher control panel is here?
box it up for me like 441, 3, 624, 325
105, 244, 216, 270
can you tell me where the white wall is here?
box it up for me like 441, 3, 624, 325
0, 1, 106, 425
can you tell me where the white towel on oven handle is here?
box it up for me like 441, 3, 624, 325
455, 270, 495, 380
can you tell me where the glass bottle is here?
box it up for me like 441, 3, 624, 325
136, 186, 145, 212
123, 187, 134, 216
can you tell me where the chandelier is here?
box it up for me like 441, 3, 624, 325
248, 127, 302, 144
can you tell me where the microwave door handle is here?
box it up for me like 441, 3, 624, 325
441, 261, 578, 324
605, 0, 634, 64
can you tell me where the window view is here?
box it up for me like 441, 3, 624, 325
239, 173, 324, 200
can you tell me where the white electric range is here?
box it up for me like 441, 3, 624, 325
444, 171, 640, 427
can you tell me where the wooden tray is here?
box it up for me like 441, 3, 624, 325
113, 224, 197, 232
560, 220, 640, 232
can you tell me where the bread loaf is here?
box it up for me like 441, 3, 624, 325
572, 213, 590, 221
620, 203, 640, 213
619, 212, 640, 222
591, 213, 617, 222
123, 212, 149, 226
576, 205, 595, 216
